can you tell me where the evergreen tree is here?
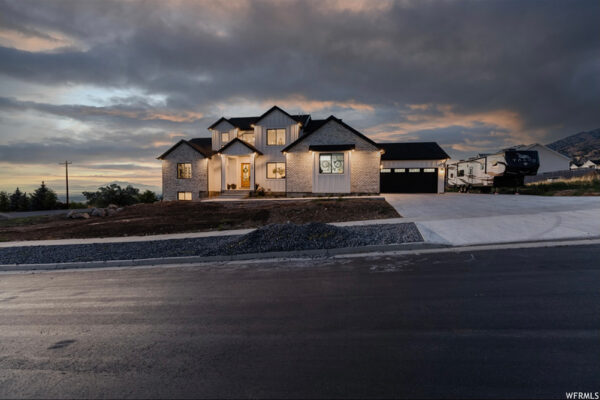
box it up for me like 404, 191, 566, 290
0, 191, 9, 212
30, 181, 58, 210
9, 188, 23, 211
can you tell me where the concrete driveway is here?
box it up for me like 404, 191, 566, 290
384, 193, 600, 246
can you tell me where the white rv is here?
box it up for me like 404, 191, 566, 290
447, 149, 540, 192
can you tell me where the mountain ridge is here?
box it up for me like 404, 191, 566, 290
546, 128, 600, 162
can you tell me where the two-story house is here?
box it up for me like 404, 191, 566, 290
158, 106, 449, 199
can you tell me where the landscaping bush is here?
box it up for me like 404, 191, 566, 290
82, 184, 159, 207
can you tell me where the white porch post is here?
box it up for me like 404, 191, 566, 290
250, 153, 255, 191
221, 156, 226, 191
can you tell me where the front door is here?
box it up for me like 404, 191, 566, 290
241, 163, 250, 188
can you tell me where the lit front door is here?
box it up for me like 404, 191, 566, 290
241, 163, 250, 188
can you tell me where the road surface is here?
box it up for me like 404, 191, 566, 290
1, 244, 599, 398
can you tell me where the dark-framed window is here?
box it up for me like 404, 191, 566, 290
177, 191, 192, 201
394, 168, 406, 173
177, 163, 192, 179
381, 168, 391, 173
458, 170, 465, 177
267, 129, 286, 146
266, 162, 286, 179
423, 168, 436, 173
319, 153, 344, 174
408, 168, 420, 173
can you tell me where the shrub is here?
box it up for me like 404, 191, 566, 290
138, 190, 158, 203
82, 184, 140, 207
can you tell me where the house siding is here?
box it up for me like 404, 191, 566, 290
253, 109, 297, 192
286, 120, 380, 194
532, 145, 571, 174
161, 143, 208, 201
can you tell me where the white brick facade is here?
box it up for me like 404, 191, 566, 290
286, 120, 380, 194
161, 143, 208, 201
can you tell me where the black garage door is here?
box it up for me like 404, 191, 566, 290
380, 168, 438, 193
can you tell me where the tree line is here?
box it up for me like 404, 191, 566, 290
0, 182, 159, 212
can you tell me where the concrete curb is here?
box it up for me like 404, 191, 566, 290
0, 241, 444, 272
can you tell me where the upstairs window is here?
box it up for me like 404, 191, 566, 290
267, 129, 286, 146
241, 132, 255, 145
221, 132, 230, 144
319, 153, 344, 174
177, 163, 192, 179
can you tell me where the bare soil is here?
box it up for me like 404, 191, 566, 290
0, 198, 400, 241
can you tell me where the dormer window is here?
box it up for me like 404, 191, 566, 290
267, 129, 286, 146
221, 132, 230, 143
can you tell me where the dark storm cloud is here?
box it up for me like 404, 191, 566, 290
0, 130, 176, 164
0, 0, 599, 159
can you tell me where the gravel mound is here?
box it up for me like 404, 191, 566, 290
0, 222, 422, 265
209, 222, 421, 256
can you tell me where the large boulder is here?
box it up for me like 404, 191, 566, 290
106, 208, 117, 217
107, 204, 118, 209
70, 212, 90, 219
90, 208, 106, 217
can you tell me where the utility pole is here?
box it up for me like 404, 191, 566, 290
59, 160, 72, 208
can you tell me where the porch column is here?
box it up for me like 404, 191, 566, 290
221, 156, 226, 191
250, 153, 255, 191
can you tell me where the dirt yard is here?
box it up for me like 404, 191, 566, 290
0, 198, 400, 241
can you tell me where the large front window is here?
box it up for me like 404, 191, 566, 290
267, 162, 286, 179
267, 129, 286, 145
319, 153, 344, 174
177, 163, 192, 179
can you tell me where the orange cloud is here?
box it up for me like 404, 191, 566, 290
367, 104, 546, 145
0, 28, 81, 52
262, 95, 375, 113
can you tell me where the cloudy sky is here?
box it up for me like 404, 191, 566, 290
0, 0, 598, 198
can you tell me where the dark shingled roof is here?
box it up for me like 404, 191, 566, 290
217, 137, 263, 155
157, 139, 213, 159
227, 117, 259, 130
282, 115, 379, 152
188, 137, 214, 156
302, 118, 329, 135
379, 142, 449, 160
208, 106, 311, 131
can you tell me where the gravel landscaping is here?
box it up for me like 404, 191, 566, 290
0, 222, 422, 265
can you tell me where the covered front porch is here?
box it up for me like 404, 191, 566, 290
218, 138, 262, 192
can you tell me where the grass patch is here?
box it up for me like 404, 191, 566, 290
0, 215, 54, 228
495, 173, 600, 196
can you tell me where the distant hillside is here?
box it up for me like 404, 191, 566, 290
547, 128, 600, 162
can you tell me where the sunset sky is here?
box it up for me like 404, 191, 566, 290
0, 0, 598, 199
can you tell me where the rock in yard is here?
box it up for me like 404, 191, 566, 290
106, 209, 117, 216
107, 204, 118, 209
90, 208, 106, 217
70, 212, 90, 219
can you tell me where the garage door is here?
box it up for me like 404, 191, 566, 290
380, 168, 438, 193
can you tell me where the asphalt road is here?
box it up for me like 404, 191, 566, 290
1, 244, 599, 399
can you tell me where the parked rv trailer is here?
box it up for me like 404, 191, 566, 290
447, 150, 540, 191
